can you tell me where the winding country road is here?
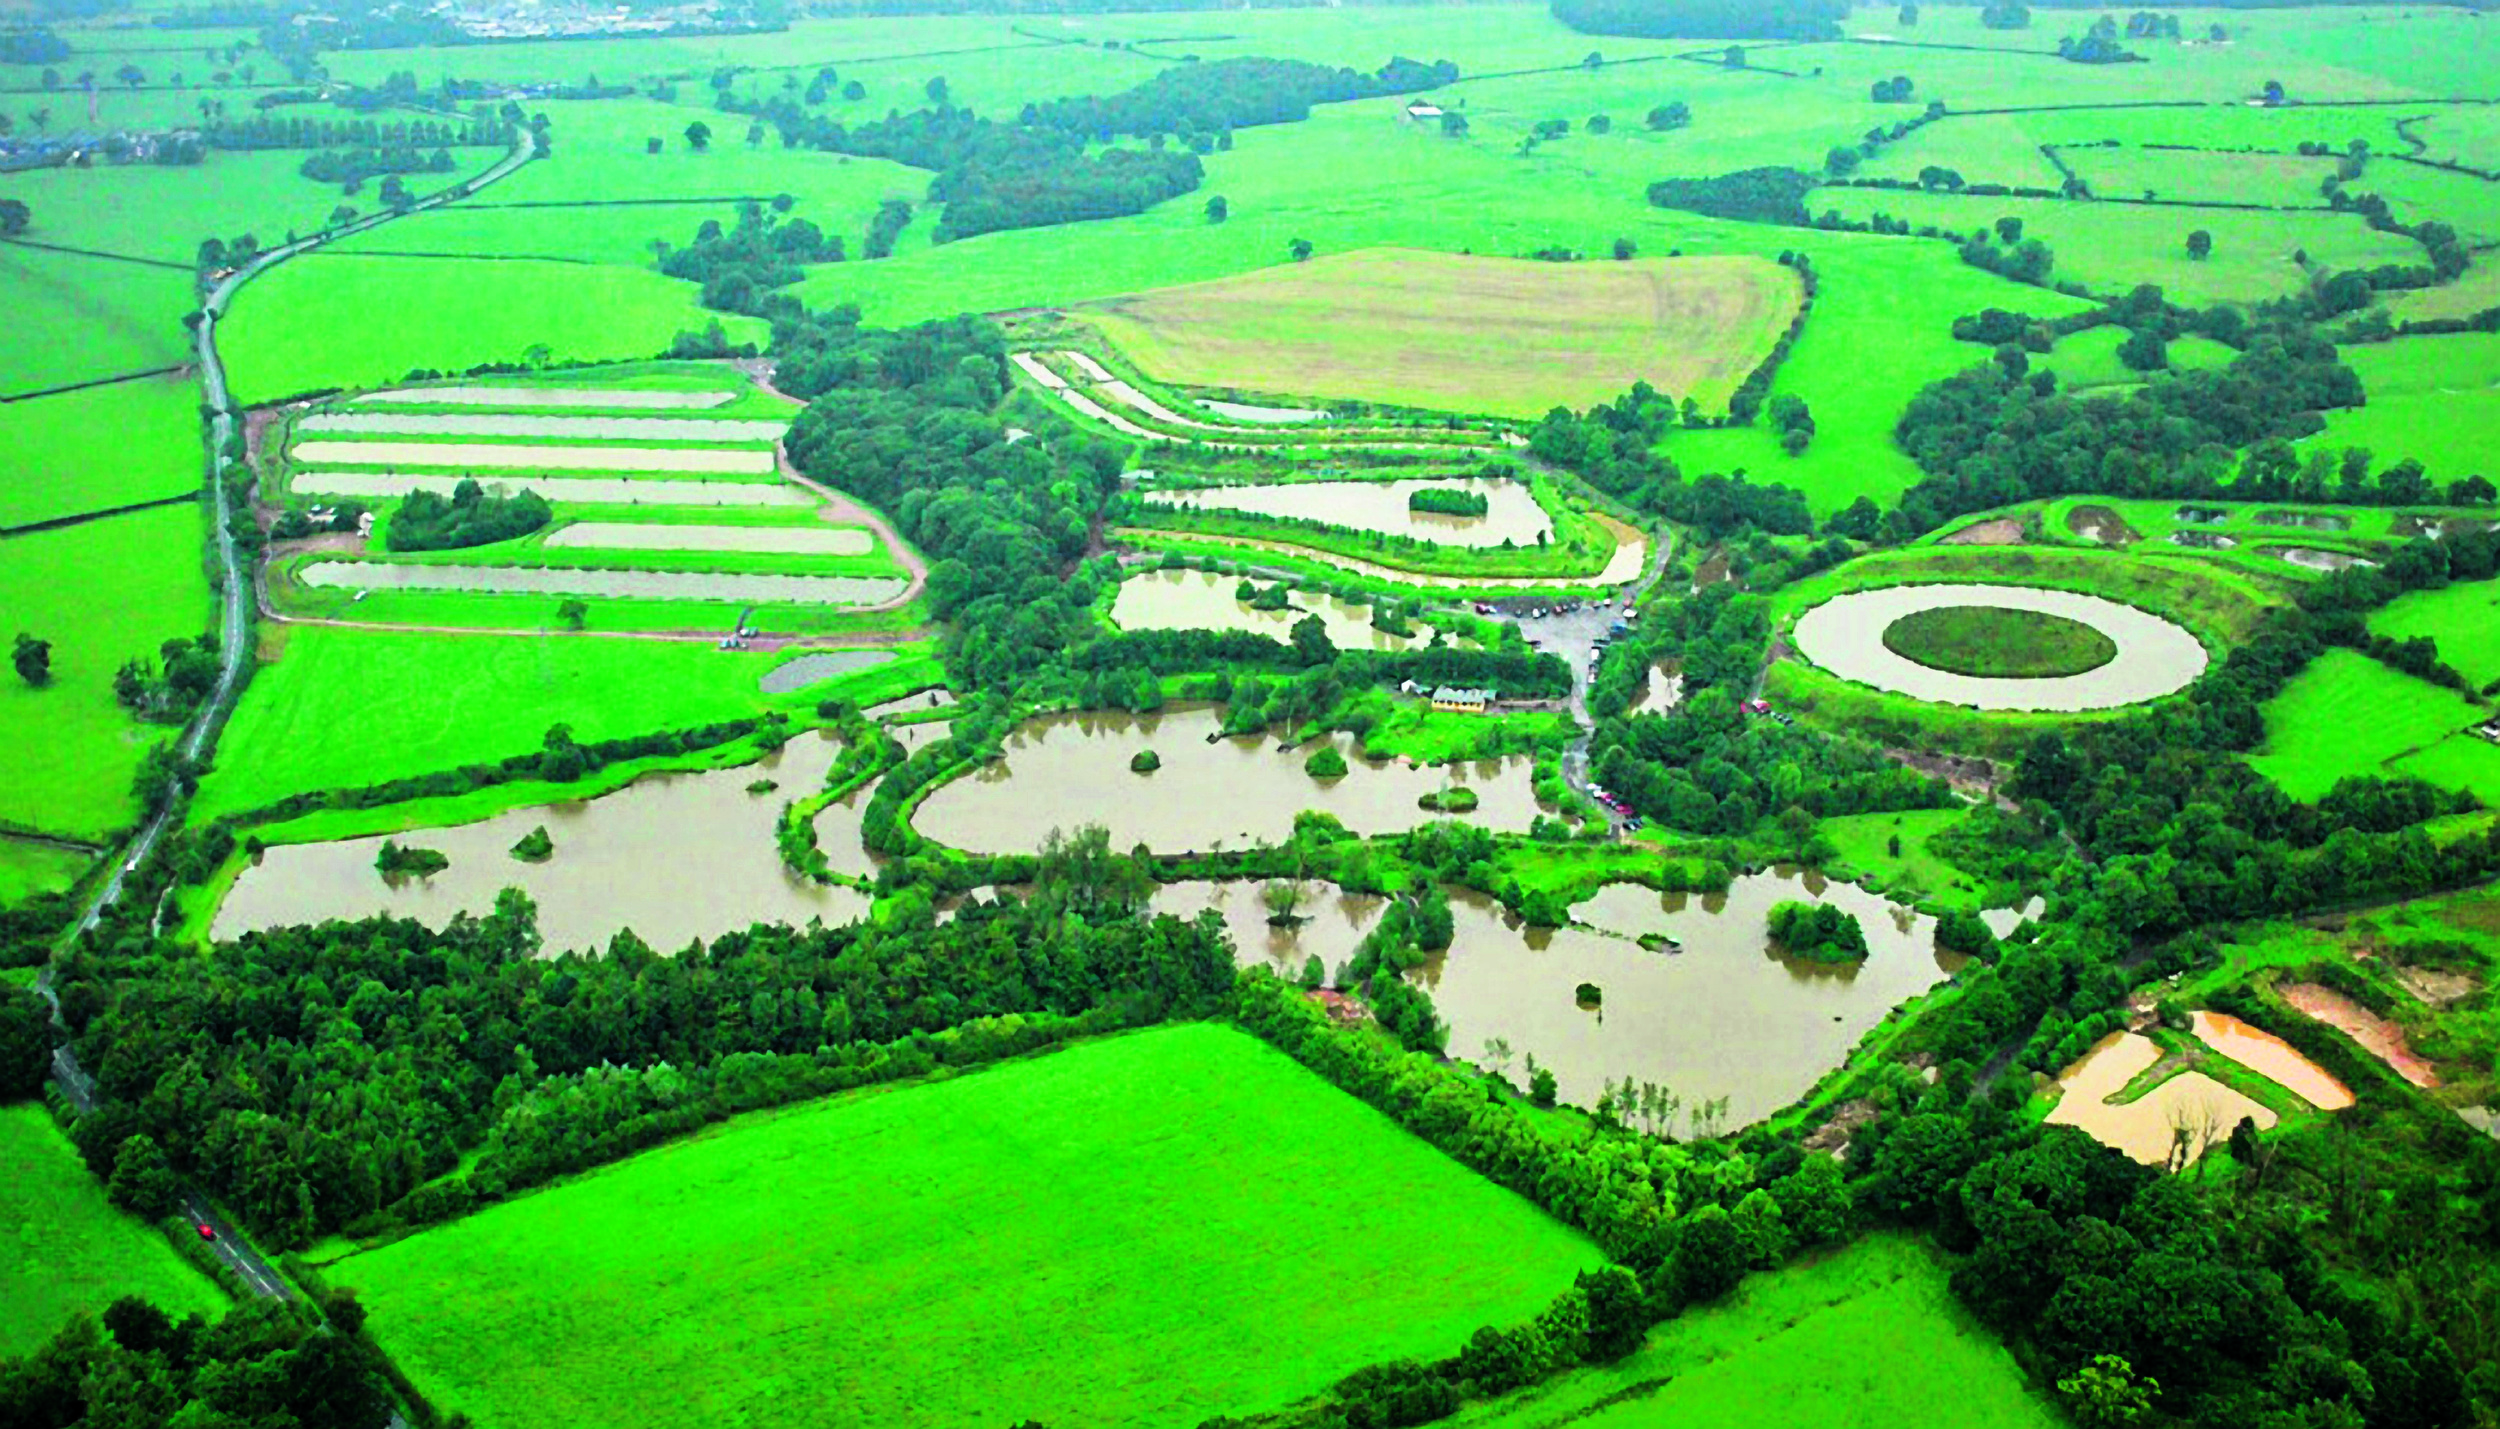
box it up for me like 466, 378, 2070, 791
36, 135, 540, 1428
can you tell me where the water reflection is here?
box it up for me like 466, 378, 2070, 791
1416, 869, 1961, 1129
1149, 879, 1387, 976
216, 733, 869, 954
912, 705, 1542, 854
1110, 569, 1419, 650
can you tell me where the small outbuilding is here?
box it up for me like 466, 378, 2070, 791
1430, 686, 1492, 714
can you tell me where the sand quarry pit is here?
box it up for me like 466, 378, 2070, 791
2281, 982, 2439, 1087
1079, 247, 1803, 420
544, 522, 874, 556
289, 440, 776, 475
353, 385, 735, 409
301, 412, 787, 444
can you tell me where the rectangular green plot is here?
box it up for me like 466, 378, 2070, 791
1806, 188, 2421, 306
335, 1024, 1602, 1429
0, 837, 89, 906
1449, 1235, 2059, 1429
0, 502, 212, 840
2372, 581, 2500, 691
2395, 735, 2500, 808
0, 1103, 229, 1356
0, 374, 203, 529
2248, 648, 2486, 800
2057, 147, 2342, 208
193, 625, 877, 822
0, 244, 195, 395
0, 149, 352, 263
218, 254, 766, 405
2305, 335, 2500, 488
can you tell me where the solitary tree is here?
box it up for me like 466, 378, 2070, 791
115, 63, 144, 88
1612, 236, 1636, 260
645, 135, 662, 154
924, 75, 949, 104
11, 633, 50, 686
2186, 228, 2214, 260
1288, 237, 1314, 262
1995, 214, 2023, 244
683, 119, 712, 151
0, 198, 28, 237
556, 598, 587, 630
1204, 194, 1228, 223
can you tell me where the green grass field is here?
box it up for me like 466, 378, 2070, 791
2248, 648, 2490, 801
219, 254, 766, 404
1807, 188, 2421, 306
191, 626, 922, 822
0, 1102, 228, 1356
2305, 335, 2500, 488
0, 149, 360, 263
0, 838, 89, 906
1448, 1234, 2059, 1429
334, 1024, 1601, 1429
2373, 581, 2500, 692
1817, 807, 1998, 911
2393, 735, 2500, 810
0, 503, 213, 841
0, 244, 197, 395
0, 374, 204, 529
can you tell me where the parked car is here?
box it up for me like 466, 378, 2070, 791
196, 1223, 216, 1242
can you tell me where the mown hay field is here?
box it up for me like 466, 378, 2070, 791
1083, 247, 1800, 420
2248, 648, 2488, 801
335, 1024, 1600, 1429
1448, 1234, 2059, 1429
0, 1103, 228, 1356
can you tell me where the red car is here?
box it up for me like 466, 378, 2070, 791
196, 1223, 216, 1242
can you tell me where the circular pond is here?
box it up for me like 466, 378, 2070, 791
1792, 583, 2207, 712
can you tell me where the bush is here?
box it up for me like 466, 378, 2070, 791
1766, 900, 1867, 961
1305, 746, 1349, 779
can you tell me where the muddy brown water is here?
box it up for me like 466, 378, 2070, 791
1140, 477, 1552, 548
1111, 569, 1420, 650
759, 651, 892, 694
545, 522, 873, 556
288, 440, 777, 475
2271, 546, 2377, 572
2256, 509, 2353, 532
2281, 982, 2439, 1087
1414, 870, 1959, 1129
2190, 1010, 2354, 1109
2175, 506, 2229, 525
2169, 530, 2236, 550
1792, 584, 2207, 712
301, 413, 787, 443
289, 472, 810, 507
2394, 515, 2500, 541
298, 561, 909, 607
1149, 879, 1389, 976
864, 690, 956, 720
1980, 896, 2046, 938
911, 705, 1542, 854
214, 733, 868, 954
354, 386, 735, 410
1629, 667, 1683, 711
2045, 1031, 2277, 1165
1201, 399, 1327, 424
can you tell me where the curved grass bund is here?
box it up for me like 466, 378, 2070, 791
1769, 545, 2273, 758
327, 1025, 1601, 1429
1880, 605, 2119, 680
1118, 517, 1647, 594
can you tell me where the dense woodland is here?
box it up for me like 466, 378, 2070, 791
381, 479, 550, 552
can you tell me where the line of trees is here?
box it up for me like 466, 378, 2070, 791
1551, 0, 1846, 40
382, 478, 550, 552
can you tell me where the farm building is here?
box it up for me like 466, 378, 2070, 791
1430, 687, 1493, 714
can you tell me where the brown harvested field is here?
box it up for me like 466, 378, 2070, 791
1077, 247, 1804, 420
